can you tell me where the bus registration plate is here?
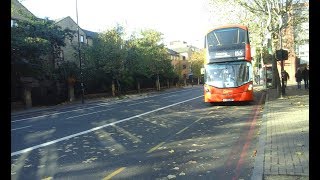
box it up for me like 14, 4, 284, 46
223, 98, 234, 102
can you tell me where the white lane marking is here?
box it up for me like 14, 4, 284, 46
11, 95, 203, 157
11, 89, 196, 123
66, 108, 114, 119
127, 100, 151, 106
11, 106, 110, 123
162, 94, 178, 99
11, 125, 32, 131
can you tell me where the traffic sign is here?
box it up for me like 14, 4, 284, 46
275, 49, 288, 61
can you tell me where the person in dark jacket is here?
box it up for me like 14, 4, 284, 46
281, 70, 290, 88
302, 66, 309, 89
295, 68, 302, 89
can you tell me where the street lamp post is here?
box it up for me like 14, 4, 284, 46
76, 0, 84, 104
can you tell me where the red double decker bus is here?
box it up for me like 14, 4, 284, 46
203, 24, 254, 104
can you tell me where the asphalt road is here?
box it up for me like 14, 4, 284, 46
11, 85, 266, 180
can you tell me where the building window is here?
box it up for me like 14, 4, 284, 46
182, 56, 186, 60
80, 35, 84, 43
183, 65, 186, 69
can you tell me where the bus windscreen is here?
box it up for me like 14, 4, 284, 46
204, 61, 252, 88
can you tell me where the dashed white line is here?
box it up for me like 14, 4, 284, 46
66, 108, 114, 119
11, 125, 32, 131
11, 89, 195, 123
162, 94, 178, 99
127, 100, 151, 106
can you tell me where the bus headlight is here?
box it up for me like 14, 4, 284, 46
248, 84, 253, 91
205, 86, 210, 93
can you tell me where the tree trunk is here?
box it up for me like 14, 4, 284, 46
167, 79, 170, 89
184, 78, 187, 86
272, 58, 281, 98
116, 79, 121, 95
112, 80, 115, 96
24, 87, 32, 109
272, 58, 277, 88
68, 84, 75, 102
137, 80, 141, 94
156, 74, 161, 91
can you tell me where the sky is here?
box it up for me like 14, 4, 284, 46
20, 0, 212, 48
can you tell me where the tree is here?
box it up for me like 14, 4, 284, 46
236, 0, 308, 93
138, 29, 173, 91
124, 34, 149, 93
189, 49, 205, 84
54, 61, 79, 101
11, 13, 74, 107
11, 17, 74, 78
85, 25, 126, 96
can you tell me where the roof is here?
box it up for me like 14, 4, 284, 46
82, 29, 99, 38
54, 16, 99, 38
206, 24, 248, 34
54, 16, 76, 25
53, 17, 65, 23
167, 48, 179, 56
11, 0, 37, 21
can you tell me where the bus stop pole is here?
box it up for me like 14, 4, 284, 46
279, 13, 285, 97
280, 28, 285, 97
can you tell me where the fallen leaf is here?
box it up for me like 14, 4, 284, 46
167, 175, 176, 179
187, 160, 197, 164
169, 150, 175, 153
173, 167, 179, 170
41, 177, 52, 180
179, 172, 186, 176
252, 150, 257, 157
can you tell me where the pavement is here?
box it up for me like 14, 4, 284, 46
10, 84, 310, 180
251, 83, 309, 180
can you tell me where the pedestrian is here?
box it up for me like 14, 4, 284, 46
302, 66, 309, 89
255, 68, 260, 85
281, 70, 289, 88
259, 68, 263, 85
295, 68, 302, 89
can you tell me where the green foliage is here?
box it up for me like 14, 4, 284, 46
84, 27, 176, 92
190, 49, 205, 78
124, 34, 149, 79
262, 48, 273, 65
138, 29, 174, 79
11, 17, 75, 79
55, 61, 79, 80
85, 25, 126, 82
